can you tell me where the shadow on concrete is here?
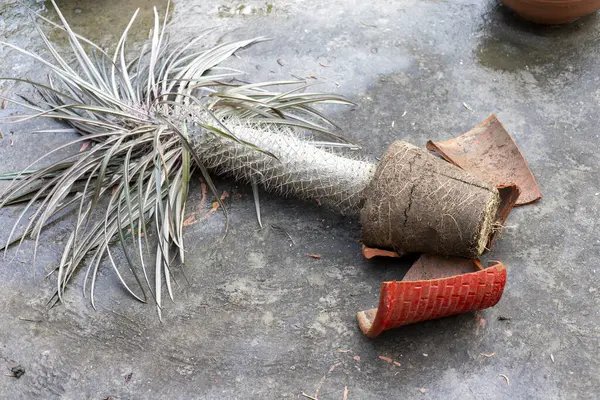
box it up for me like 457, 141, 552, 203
475, 4, 600, 75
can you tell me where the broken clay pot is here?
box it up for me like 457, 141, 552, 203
427, 115, 540, 206
501, 0, 600, 24
357, 255, 507, 338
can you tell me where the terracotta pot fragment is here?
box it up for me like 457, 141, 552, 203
426, 115, 541, 206
357, 256, 507, 338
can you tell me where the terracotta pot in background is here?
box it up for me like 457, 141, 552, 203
501, 0, 600, 24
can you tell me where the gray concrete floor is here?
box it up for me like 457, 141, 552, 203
0, 0, 599, 398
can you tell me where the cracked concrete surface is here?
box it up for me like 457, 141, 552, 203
0, 0, 598, 398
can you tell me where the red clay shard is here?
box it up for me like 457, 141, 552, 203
426, 115, 541, 206
487, 183, 520, 249
362, 245, 402, 259
357, 255, 506, 338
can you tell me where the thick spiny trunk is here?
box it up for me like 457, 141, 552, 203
191, 120, 376, 215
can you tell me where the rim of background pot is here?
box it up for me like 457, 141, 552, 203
501, 0, 600, 24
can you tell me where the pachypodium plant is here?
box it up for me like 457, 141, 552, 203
0, 1, 501, 316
